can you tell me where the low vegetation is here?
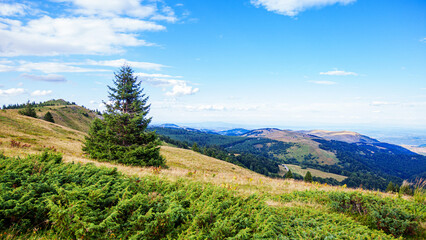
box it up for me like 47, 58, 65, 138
3, 152, 423, 239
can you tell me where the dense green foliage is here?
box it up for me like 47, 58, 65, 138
284, 169, 293, 179
386, 181, 399, 193
152, 127, 426, 191
18, 102, 37, 118
279, 190, 426, 239
43, 111, 54, 123
304, 171, 313, 182
0, 153, 411, 239
152, 127, 244, 146
83, 66, 164, 167
313, 139, 426, 190
152, 127, 295, 177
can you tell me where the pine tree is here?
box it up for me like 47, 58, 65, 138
43, 111, 54, 123
192, 142, 200, 152
83, 66, 164, 166
18, 101, 37, 118
284, 170, 293, 179
304, 171, 313, 182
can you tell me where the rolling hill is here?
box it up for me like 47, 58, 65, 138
301, 129, 380, 143
154, 125, 426, 190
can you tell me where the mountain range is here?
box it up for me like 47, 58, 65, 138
152, 123, 426, 190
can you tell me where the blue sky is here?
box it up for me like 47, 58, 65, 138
0, 0, 425, 129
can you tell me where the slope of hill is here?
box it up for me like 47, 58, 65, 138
1, 104, 425, 239
36, 104, 98, 132
244, 128, 339, 165
0, 109, 86, 157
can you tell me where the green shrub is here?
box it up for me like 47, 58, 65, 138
43, 111, 54, 123
328, 191, 420, 237
18, 102, 37, 118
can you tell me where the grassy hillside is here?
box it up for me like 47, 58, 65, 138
244, 128, 339, 165
0, 109, 85, 157
1, 107, 425, 239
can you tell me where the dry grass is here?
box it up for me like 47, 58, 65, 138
36, 105, 97, 133
0, 110, 85, 157
282, 164, 348, 182
61, 146, 350, 196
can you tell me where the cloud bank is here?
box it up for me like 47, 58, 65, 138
251, 0, 356, 16
0, 0, 178, 56
320, 70, 358, 76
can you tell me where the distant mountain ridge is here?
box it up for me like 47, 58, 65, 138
300, 130, 380, 144
154, 124, 380, 144
153, 124, 426, 190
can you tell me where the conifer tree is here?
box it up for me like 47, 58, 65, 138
83, 66, 164, 166
284, 170, 293, 179
304, 171, 313, 182
192, 142, 200, 152
18, 101, 37, 118
43, 111, 54, 123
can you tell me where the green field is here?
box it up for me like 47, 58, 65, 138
281, 164, 348, 182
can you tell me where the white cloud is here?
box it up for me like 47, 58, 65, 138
0, 3, 27, 16
166, 83, 199, 97
135, 73, 182, 78
137, 72, 199, 97
186, 105, 226, 111
319, 70, 358, 76
251, 0, 356, 16
0, 59, 165, 73
370, 101, 398, 106
421, 38, 426, 43
21, 73, 67, 82
9, 61, 107, 73
0, 88, 25, 96
87, 59, 165, 70
309, 80, 337, 85
151, 5, 178, 23
31, 90, 52, 96
0, 16, 164, 56
61, 0, 157, 18
182, 103, 261, 112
